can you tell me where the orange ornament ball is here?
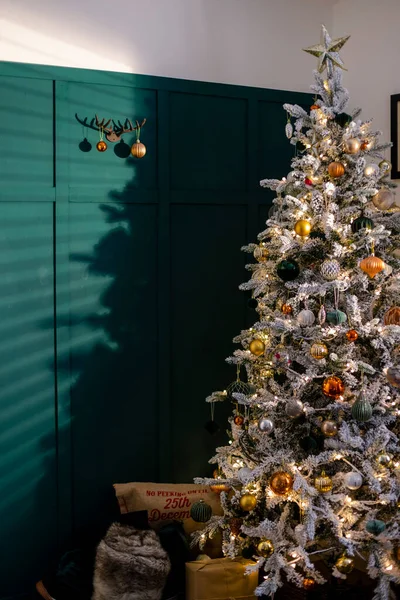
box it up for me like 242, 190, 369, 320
384, 306, 400, 326
346, 329, 359, 342
322, 375, 345, 399
131, 141, 147, 158
269, 471, 294, 496
310, 104, 320, 110
303, 577, 316, 590
328, 162, 345, 178
282, 303, 293, 315
234, 415, 244, 426
360, 255, 385, 278
96, 140, 108, 152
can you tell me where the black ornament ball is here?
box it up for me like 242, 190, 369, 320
300, 435, 318, 452
247, 298, 258, 309
335, 112, 352, 127
351, 216, 374, 234
204, 420, 220, 435
309, 230, 326, 240
242, 545, 256, 559
273, 370, 287, 385
296, 141, 307, 153
277, 259, 300, 282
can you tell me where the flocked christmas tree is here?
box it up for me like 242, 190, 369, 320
192, 25, 400, 600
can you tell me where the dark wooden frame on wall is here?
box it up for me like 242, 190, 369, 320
390, 93, 400, 178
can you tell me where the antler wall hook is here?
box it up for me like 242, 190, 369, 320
75, 113, 146, 143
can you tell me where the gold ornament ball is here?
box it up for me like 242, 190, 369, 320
372, 188, 395, 210
321, 419, 338, 437
314, 471, 333, 493
257, 539, 274, 558
96, 140, 108, 152
344, 138, 361, 154
210, 482, 230, 493
254, 245, 269, 262
376, 452, 393, 468
335, 554, 354, 575
310, 341, 328, 360
379, 159, 392, 173
346, 329, 359, 342
234, 415, 244, 426
294, 219, 312, 237
384, 306, 400, 326
328, 162, 345, 178
322, 375, 345, 399
303, 577, 316, 591
269, 471, 294, 496
239, 493, 257, 512
360, 255, 385, 278
131, 141, 147, 158
249, 339, 266, 357
282, 303, 293, 315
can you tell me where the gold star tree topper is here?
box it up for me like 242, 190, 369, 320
303, 24, 350, 75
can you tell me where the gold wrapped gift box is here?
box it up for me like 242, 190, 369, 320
186, 557, 258, 600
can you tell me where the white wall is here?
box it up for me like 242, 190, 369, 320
333, 0, 400, 180
1, 0, 333, 92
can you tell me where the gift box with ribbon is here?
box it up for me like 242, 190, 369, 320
186, 557, 258, 600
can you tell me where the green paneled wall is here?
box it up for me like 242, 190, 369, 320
0, 61, 309, 598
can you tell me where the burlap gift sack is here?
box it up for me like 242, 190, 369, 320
113, 482, 223, 535
186, 558, 258, 600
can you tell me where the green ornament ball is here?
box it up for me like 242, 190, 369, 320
366, 519, 386, 535
326, 309, 347, 325
334, 112, 352, 127
351, 396, 373, 422
277, 259, 300, 282
190, 500, 212, 523
351, 216, 374, 234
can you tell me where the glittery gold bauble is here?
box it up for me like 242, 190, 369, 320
314, 471, 333, 493
239, 493, 257, 511
379, 159, 392, 173
257, 539, 274, 558
322, 375, 345, 399
210, 482, 230, 493
254, 244, 269, 262
360, 255, 385, 278
335, 554, 354, 574
310, 341, 328, 360
96, 140, 107, 152
294, 219, 312, 237
344, 138, 361, 154
269, 471, 294, 496
321, 419, 338, 437
384, 306, 400, 326
328, 162, 345, 178
346, 329, 358, 342
376, 452, 393, 468
282, 303, 293, 315
234, 415, 244, 426
249, 339, 265, 357
303, 577, 316, 590
372, 188, 394, 210
131, 140, 147, 158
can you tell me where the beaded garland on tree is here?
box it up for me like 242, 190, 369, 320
193, 25, 400, 600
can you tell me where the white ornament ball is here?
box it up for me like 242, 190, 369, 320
320, 259, 340, 281
343, 471, 363, 491
364, 164, 380, 177
297, 309, 315, 327
238, 467, 252, 483
372, 188, 395, 211
196, 554, 211, 561
258, 417, 274, 434
285, 399, 304, 418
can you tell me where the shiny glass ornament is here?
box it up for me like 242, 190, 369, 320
328, 162, 345, 178
384, 306, 400, 326
318, 304, 326, 324
314, 471, 333, 493
281, 303, 293, 315
321, 419, 338, 437
360, 255, 385, 278
322, 375, 345, 398
131, 141, 147, 158
335, 554, 354, 574
257, 539, 274, 558
372, 188, 394, 210
343, 471, 363, 490
269, 471, 294, 496
320, 259, 340, 280
254, 245, 269, 262
351, 395, 373, 422
351, 216, 374, 233
376, 452, 393, 468
386, 366, 400, 388
285, 399, 304, 418
234, 415, 244, 426
310, 341, 328, 360
239, 493, 257, 511
294, 219, 312, 237
237, 467, 252, 482
190, 499, 212, 523
366, 519, 386, 535
276, 259, 300, 281
249, 339, 265, 356
364, 164, 379, 177
326, 309, 347, 325
303, 577, 316, 590
272, 345, 291, 367
258, 417, 274, 434
346, 329, 358, 342
96, 140, 107, 152
297, 309, 315, 327
344, 138, 361, 154
361, 139, 373, 151
379, 159, 392, 174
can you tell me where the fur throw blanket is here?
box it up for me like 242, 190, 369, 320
92, 524, 171, 600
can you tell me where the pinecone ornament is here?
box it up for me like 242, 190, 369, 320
311, 191, 324, 214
